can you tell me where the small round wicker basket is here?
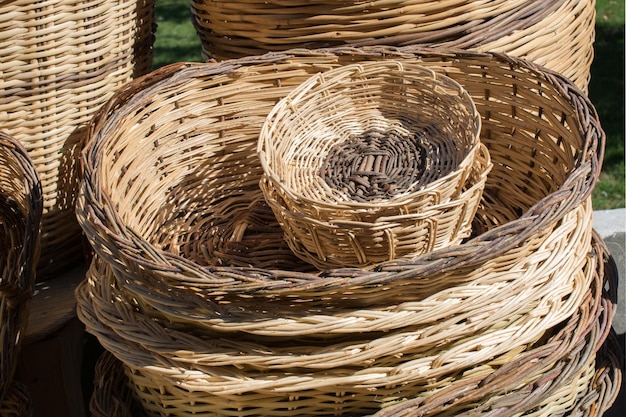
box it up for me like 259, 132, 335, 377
258, 61, 488, 268
0, 132, 42, 402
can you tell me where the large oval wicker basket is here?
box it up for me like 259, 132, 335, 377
190, 0, 595, 92
258, 61, 489, 268
0, 0, 155, 278
75, 46, 614, 415
80, 233, 622, 417
0, 132, 42, 404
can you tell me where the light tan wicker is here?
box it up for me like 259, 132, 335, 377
0, 0, 155, 278
75, 46, 612, 415
260, 143, 490, 269
0, 132, 42, 403
258, 61, 489, 268
79, 233, 621, 416
77, 47, 603, 330
190, 0, 595, 92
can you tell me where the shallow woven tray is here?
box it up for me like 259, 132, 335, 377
77, 46, 603, 328
0, 0, 155, 277
0, 132, 42, 402
258, 61, 488, 267
83, 234, 622, 416
190, 0, 595, 92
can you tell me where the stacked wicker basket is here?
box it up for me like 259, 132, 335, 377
0, 0, 155, 278
258, 61, 491, 268
190, 0, 596, 93
0, 132, 42, 416
76, 46, 622, 416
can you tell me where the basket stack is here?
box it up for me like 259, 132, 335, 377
258, 61, 491, 268
0, 132, 42, 415
76, 47, 622, 416
190, 0, 595, 92
0, 0, 155, 278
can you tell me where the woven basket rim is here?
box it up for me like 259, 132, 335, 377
80, 233, 622, 416
79, 46, 603, 293
257, 60, 482, 209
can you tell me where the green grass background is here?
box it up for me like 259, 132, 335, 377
153, 0, 625, 209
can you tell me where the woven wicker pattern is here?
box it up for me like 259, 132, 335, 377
0, 381, 33, 417
0, 132, 42, 404
78, 47, 603, 321
258, 61, 489, 268
74, 46, 615, 415
81, 233, 622, 416
190, 0, 595, 92
0, 0, 155, 277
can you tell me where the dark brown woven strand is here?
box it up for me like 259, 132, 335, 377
320, 128, 427, 202
0, 132, 42, 403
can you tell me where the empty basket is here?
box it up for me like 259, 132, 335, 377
258, 61, 489, 268
74, 46, 616, 415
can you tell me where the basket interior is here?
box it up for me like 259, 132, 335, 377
259, 63, 480, 207
92, 53, 586, 269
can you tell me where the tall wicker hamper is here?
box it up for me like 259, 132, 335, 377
0, 0, 155, 278
190, 0, 596, 92
74, 46, 619, 415
0, 132, 42, 410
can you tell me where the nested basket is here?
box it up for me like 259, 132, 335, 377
190, 0, 595, 92
80, 232, 621, 416
76, 47, 610, 414
77, 46, 604, 330
0, 0, 155, 278
0, 132, 42, 403
258, 61, 489, 268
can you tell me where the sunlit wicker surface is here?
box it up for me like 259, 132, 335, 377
190, 0, 595, 92
0, 0, 155, 277
74, 46, 616, 415
258, 61, 489, 268
0, 132, 41, 404
84, 234, 622, 416
78, 46, 603, 327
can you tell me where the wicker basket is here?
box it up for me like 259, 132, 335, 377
0, 132, 42, 403
78, 47, 603, 330
0, 0, 155, 278
190, 0, 595, 92
76, 47, 610, 415
258, 61, 489, 268
80, 233, 621, 416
